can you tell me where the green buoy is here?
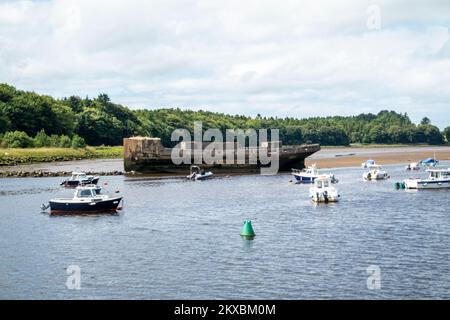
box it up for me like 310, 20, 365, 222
241, 220, 255, 239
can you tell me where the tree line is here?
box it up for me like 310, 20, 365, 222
1, 83, 449, 148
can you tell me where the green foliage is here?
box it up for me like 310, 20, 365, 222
34, 129, 50, 147
59, 135, 72, 148
48, 135, 61, 147
1, 131, 34, 148
417, 124, 444, 145
444, 126, 450, 143
76, 107, 124, 145
420, 117, 431, 125
0, 102, 11, 133
71, 134, 86, 148
0, 84, 446, 147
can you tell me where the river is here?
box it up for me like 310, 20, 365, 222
1, 162, 450, 299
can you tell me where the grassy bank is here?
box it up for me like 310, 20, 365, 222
0, 146, 123, 166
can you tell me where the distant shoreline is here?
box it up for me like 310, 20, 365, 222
306, 145, 450, 168
1, 145, 450, 177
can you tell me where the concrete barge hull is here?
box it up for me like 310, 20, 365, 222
123, 137, 320, 174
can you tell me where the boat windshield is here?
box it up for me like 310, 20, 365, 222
71, 174, 86, 180
77, 189, 93, 198
316, 180, 329, 188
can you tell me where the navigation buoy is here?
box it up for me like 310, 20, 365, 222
394, 182, 405, 189
240, 220, 255, 239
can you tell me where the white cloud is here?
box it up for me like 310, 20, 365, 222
0, 0, 449, 127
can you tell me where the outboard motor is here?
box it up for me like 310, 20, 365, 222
323, 190, 329, 203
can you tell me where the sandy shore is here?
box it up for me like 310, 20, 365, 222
305, 146, 450, 168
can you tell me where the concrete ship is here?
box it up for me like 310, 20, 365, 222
124, 137, 320, 174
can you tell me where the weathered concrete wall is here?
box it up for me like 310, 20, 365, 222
124, 136, 320, 174
124, 137, 165, 161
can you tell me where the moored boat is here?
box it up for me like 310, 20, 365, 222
405, 162, 420, 171
60, 172, 100, 187
363, 166, 389, 180
292, 164, 338, 184
361, 159, 378, 169
404, 168, 450, 189
187, 166, 214, 181
419, 158, 439, 168
42, 185, 123, 215
309, 175, 340, 203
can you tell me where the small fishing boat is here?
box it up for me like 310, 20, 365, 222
361, 160, 379, 169
309, 176, 340, 203
405, 162, 420, 171
60, 172, 99, 187
363, 166, 389, 180
41, 185, 123, 215
292, 164, 338, 184
404, 168, 450, 189
187, 166, 214, 181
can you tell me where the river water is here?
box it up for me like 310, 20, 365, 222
1, 162, 450, 299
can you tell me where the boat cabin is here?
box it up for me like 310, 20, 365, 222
74, 185, 101, 198
426, 168, 450, 179
314, 176, 332, 188
70, 172, 88, 180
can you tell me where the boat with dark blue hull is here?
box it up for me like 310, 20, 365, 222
60, 172, 100, 187
42, 185, 122, 215
292, 164, 338, 184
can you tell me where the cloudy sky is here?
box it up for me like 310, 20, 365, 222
1, 0, 449, 127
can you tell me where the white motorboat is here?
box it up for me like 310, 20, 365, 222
405, 162, 420, 171
292, 164, 338, 184
404, 168, 450, 189
363, 167, 389, 180
361, 160, 379, 168
309, 175, 340, 203
187, 166, 214, 181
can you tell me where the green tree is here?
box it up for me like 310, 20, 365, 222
48, 135, 61, 147
0, 83, 16, 103
0, 102, 11, 133
420, 117, 431, 125
1, 131, 34, 148
444, 126, 450, 143
59, 135, 72, 148
76, 108, 124, 145
51, 102, 76, 135
71, 134, 86, 148
419, 124, 444, 145
34, 129, 50, 147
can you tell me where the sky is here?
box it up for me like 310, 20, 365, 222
0, 0, 449, 128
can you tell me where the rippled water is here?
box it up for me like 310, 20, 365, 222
1, 162, 450, 299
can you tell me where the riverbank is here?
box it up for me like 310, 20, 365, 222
1, 145, 450, 178
306, 145, 450, 168
0, 146, 123, 166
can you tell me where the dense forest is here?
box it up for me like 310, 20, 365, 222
0, 83, 449, 148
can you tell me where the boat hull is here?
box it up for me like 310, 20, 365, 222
49, 197, 122, 215
124, 138, 321, 174
309, 189, 340, 203
292, 174, 316, 183
404, 179, 450, 189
